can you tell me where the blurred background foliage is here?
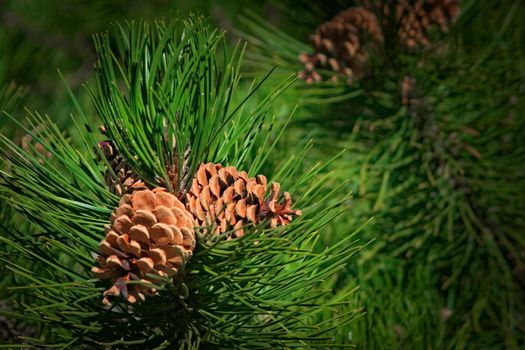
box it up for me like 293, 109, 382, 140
1, 0, 524, 348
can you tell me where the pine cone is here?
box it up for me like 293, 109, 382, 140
20, 125, 51, 162
185, 163, 301, 239
395, 0, 460, 49
401, 75, 417, 105
92, 188, 196, 304
299, 7, 383, 85
97, 140, 147, 196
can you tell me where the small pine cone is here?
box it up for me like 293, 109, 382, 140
185, 163, 301, 239
298, 7, 383, 84
92, 188, 196, 304
395, 0, 460, 49
401, 75, 416, 105
20, 125, 52, 161
97, 140, 147, 196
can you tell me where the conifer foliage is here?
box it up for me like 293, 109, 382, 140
2, 1, 522, 348
240, 0, 525, 348
0, 18, 360, 348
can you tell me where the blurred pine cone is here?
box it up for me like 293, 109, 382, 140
299, 7, 383, 85
185, 163, 301, 239
92, 188, 196, 304
20, 125, 51, 162
401, 75, 417, 105
379, 0, 460, 49
97, 140, 147, 196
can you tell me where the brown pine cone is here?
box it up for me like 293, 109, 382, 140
20, 125, 52, 162
97, 140, 147, 196
401, 75, 417, 105
299, 7, 383, 85
92, 188, 196, 304
185, 163, 301, 239
395, 0, 460, 49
